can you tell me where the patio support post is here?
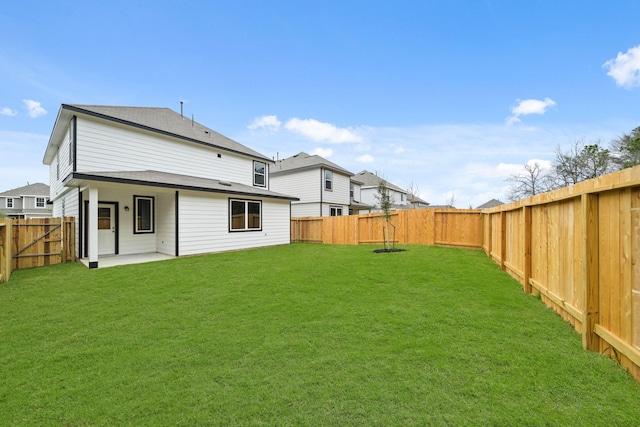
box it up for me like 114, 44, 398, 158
88, 187, 99, 268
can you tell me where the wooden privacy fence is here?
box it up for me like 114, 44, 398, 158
484, 165, 640, 382
291, 209, 483, 248
0, 217, 76, 283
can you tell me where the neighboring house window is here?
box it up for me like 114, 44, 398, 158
254, 161, 266, 187
350, 182, 354, 198
324, 170, 333, 191
230, 199, 261, 231
36, 197, 45, 208
134, 196, 155, 234
401, 193, 405, 202
330, 206, 343, 216
6, 198, 13, 208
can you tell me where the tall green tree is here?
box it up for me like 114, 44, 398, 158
551, 140, 611, 187
610, 126, 640, 170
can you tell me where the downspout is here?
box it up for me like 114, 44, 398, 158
320, 168, 323, 217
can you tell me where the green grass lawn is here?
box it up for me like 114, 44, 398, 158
2, 244, 639, 426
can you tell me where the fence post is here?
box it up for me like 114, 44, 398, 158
523, 206, 532, 293
582, 193, 600, 351
500, 211, 507, 270
1, 219, 12, 283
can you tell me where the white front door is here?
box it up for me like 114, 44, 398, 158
98, 204, 116, 255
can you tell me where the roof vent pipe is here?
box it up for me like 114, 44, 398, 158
180, 101, 183, 118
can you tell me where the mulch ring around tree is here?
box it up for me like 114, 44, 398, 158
373, 248, 407, 253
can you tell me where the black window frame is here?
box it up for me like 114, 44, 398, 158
229, 198, 262, 232
253, 161, 267, 187
133, 195, 155, 234
324, 170, 333, 191
330, 206, 343, 216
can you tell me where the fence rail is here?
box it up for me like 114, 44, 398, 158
483, 165, 640, 382
291, 209, 483, 248
0, 217, 76, 283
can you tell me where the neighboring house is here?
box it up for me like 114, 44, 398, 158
353, 170, 411, 213
408, 193, 430, 209
476, 199, 504, 209
0, 183, 52, 219
43, 104, 297, 268
270, 152, 372, 217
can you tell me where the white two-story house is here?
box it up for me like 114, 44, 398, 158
353, 170, 412, 212
270, 152, 371, 217
43, 104, 297, 268
0, 183, 51, 219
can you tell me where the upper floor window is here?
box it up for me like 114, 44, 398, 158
36, 197, 46, 208
324, 170, 333, 191
134, 195, 155, 234
254, 161, 266, 187
401, 193, 405, 202
350, 182, 354, 198
6, 198, 13, 208
230, 199, 261, 231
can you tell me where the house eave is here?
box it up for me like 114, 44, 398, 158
63, 171, 299, 201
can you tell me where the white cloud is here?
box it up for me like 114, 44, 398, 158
311, 147, 333, 158
393, 145, 405, 154
248, 115, 281, 131
356, 154, 374, 163
22, 99, 47, 118
506, 97, 556, 125
603, 44, 640, 88
1, 107, 18, 117
285, 118, 363, 143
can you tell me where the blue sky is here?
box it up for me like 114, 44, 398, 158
1, 1, 639, 207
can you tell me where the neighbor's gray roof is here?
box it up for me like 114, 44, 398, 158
44, 104, 272, 164
476, 198, 504, 209
0, 182, 50, 197
271, 152, 354, 176
353, 170, 407, 193
64, 170, 298, 201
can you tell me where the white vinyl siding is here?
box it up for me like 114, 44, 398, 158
351, 182, 362, 202
360, 187, 409, 211
156, 192, 176, 256
270, 169, 321, 203
50, 126, 75, 200
178, 191, 290, 256
290, 203, 323, 218
322, 172, 351, 205
75, 118, 259, 185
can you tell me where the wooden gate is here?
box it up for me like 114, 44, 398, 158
12, 217, 75, 270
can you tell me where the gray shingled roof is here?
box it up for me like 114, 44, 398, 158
44, 104, 272, 164
271, 152, 354, 176
0, 182, 50, 197
476, 198, 504, 209
65, 170, 298, 201
353, 170, 407, 194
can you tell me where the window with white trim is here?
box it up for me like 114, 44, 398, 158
6, 198, 13, 208
254, 161, 266, 187
324, 170, 333, 191
230, 199, 262, 231
36, 197, 45, 208
330, 206, 343, 216
134, 196, 155, 234
350, 182, 354, 198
